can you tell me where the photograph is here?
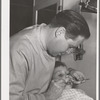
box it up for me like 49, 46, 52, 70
1, 0, 99, 100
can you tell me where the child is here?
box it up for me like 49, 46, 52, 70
52, 61, 87, 89
47, 61, 93, 100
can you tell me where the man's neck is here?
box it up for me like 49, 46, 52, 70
39, 24, 52, 51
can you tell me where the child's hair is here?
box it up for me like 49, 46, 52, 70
55, 61, 67, 68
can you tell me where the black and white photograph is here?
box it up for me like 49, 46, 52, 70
1, 0, 99, 100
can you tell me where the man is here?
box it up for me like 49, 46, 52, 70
10, 10, 90, 100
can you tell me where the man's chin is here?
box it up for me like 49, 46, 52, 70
49, 54, 58, 57
47, 50, 59, 57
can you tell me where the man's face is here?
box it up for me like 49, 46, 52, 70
47, 35, 85, 57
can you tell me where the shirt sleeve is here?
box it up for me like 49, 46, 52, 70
10, 48, 46, 100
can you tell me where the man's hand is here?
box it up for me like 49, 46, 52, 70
68, 68, 87, 84
71, 71, 86, 84
44, 80, 65, 100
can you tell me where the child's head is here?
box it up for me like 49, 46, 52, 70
52, 61, 69, 81
52, 61, 79, 88
52, 61, 74, 87
52, 61, 72, 88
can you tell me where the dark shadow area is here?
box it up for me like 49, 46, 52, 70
10, 0, 33, 36
37, 4, 57, 24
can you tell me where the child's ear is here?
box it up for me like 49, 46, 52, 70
55, 27, 66, 38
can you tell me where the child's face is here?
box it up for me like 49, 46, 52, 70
53, 66, 69, 81
52, 66, 73, 88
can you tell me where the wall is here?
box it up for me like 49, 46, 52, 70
10, 0, 33, 36
62, 12, 97, 99
35, 0, 59, 10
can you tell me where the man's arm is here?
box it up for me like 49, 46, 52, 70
10, 48, 46, 100
44, 80, 65, 100
68, 68, 86, 84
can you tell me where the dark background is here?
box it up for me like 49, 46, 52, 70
10, 0, 97, 36
10, 0, 33, 36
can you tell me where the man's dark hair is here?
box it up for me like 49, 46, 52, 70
49, 10, 90, 39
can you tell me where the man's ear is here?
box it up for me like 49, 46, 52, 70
55, 27, 66, 38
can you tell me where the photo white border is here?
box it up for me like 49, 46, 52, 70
96, 0, 99, 100
1, 0, 99, 100
1, 0, 10, 100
